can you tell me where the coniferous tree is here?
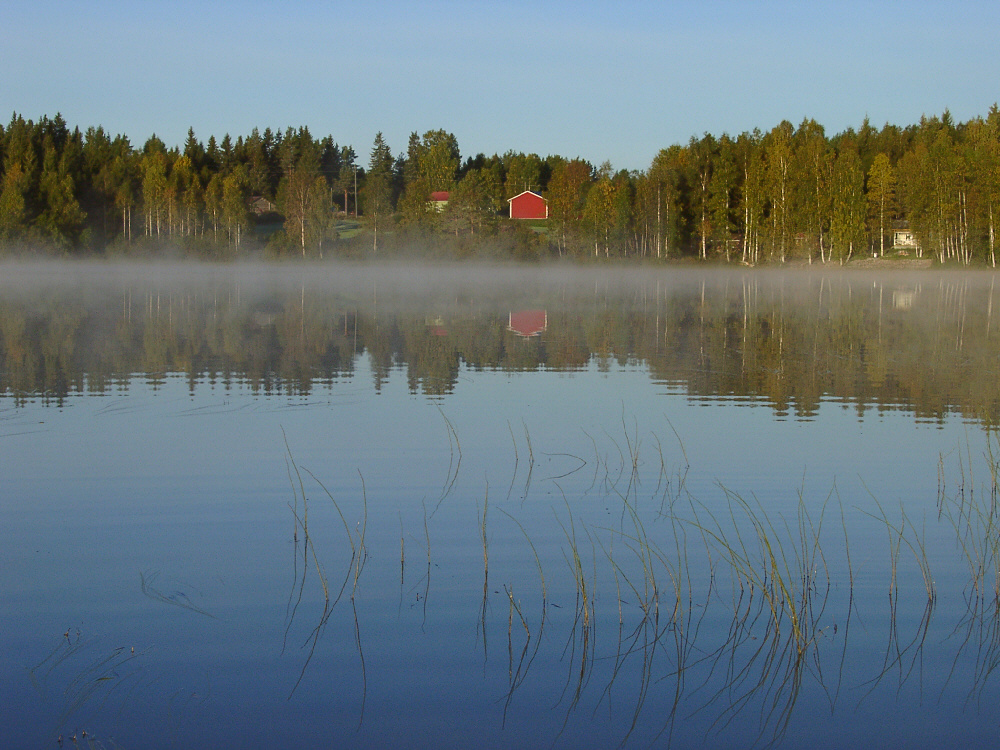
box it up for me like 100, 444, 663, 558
0, 162, 28, 242
365, 132, 394, 254
502, 152, 542, 198
708, 135, 737, 261
335, 145, 357, 215
37, 135, 86, 247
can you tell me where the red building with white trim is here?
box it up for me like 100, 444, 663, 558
508, 191, 548, 220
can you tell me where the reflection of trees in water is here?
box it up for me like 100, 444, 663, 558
2, 272, 999, 424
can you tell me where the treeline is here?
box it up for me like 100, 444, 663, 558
1, 108, 999, 263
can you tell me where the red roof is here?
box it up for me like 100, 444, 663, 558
430, 191, 450, 202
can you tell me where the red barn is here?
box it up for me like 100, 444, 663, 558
507, 309, 547, 337
508, 191, 548, 220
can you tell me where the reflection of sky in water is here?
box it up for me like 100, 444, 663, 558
3, 267, 1000, 748
4, 354, 954, 508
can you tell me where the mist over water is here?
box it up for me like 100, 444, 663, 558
0, 259, 995, 419
3, 260, 1000, 748
0, 256, 951, 304
0, 255, 970, 303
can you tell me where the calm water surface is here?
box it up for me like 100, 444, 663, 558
2, 262, 999, 748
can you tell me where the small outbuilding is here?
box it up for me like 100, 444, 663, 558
249, 196, 277, 215
508, 191, 548, 220
429, 191, 450, 212
892, 221, 919, 252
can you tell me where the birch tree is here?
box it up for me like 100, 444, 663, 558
648, 145, 683, 258
793, 119, 831, 262
708, 135, 737, 261
277, 149, 322, 256
830, 144, 865, 262
736, 130, 765, 264
583, 163, 615, 257
866, 153, 895, 257
765, 122, 794, 262
547, 158, 590, 256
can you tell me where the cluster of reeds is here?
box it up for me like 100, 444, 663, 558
512, 419, 853, 745
936, 431, 1000, 699
281, 431, 368, 714
495, 415, 854, 746
30, 630, 152, 748
940, 434, 1000, 609
277, 417, 1000, 748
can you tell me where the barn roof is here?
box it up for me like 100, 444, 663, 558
507, 190, 546, 203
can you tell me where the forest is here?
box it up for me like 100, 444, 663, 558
0, 107, 998, 264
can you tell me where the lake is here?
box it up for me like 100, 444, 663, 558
3, 261, 999, 748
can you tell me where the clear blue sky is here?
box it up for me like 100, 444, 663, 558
3, 0, 997, 171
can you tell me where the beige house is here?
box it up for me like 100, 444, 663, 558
891, 222, 919, 252
429, 191, 450, 212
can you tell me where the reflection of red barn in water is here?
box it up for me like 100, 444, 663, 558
507, 309, 547, 337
